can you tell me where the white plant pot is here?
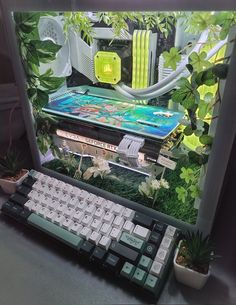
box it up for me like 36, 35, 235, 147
0, 170, 29, 194
173, 240, 210, 289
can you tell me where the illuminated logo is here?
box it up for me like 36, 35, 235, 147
103, 64, 112, 74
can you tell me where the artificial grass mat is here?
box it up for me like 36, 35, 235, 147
43, 157, 198, 224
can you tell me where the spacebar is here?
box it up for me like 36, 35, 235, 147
28, 214, 83, 249
109, 241, 139, 264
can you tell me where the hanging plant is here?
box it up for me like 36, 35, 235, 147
14, 12, 65, 156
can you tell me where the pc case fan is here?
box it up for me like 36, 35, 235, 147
38, 16, 72, 77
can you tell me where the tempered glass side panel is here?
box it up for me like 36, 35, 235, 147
1, 0, 236, 234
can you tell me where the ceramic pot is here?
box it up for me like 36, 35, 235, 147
173, 240, 210, 289
0, 169, 28, 194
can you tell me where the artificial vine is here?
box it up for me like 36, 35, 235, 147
14, 12, 65, 156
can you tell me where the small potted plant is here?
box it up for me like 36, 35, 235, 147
0, 151, 28, 194
174, 230, 219, 289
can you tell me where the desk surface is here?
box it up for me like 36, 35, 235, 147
0, 194, 234, 305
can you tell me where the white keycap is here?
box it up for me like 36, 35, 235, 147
56, 203, 66, 213
81, 215, 93, 226
77, 200, 87, 211
113, 216, 125, 229
61, 183, 71, 194
47, 177, 54, 187
38, 207, 50, 218
112, 204, 124, 216
100, 223, 112, 236
25, 200, 34, 210
57, 181, 66, 191
73, 211, 84, 223
60, 193, 71, 204
62, 218, 74, 230
51, 178, 59, 189
90, 218, 102, 232
98, 236, 111, 250
86, 193, 97, 204
32, 181, 42, 191
54, 214, 65, 226
89, 231, 101, 245
94, 207, 105, 220
71, 223, 83, 235
123, 220, 135, 234
110, 227, 121, 241
43, 186, 52, 197
122, 208, 135, 220
85, 204, 96, 215
48, 200, 59, 210
37, 192, 45, 202
80, 227, 92, 240
160, 236, 173, 250
28, 190, 40, 201
46, 210, 57, 222
103, 200, 114, 211
103, 211, 114, 224
41, 195, 49, 207
66, 183, 74, 192
31, 203, 41, 213
165, 225, 177, 237
51, 189, 62, 200
63, 207, 75, 218
68, 197, 78, 208
79, 190, 89, 200
155, 247, 169, 263
150, 261, 164, 277
93, 196, 105, 207
133, 225, 150, 240
71, 187, 81, 197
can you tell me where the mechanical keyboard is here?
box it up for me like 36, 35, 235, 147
1, 170, 180, 300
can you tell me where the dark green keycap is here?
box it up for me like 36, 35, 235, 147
144, 274, 159, 292
138, 255, 152, 271
131, 267, 147, 286
28, 213, 83, 249
120, 262, 135, 279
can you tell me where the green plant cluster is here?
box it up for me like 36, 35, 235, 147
14, 12, 65, 155
0, 152, 23, 178
179, 231, 220, 273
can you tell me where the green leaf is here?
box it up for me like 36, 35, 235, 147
212, 64, 229, 79
176, 186, 188, 203
37, 134, 51, 155
183, 125, 194, 136
198, 100, 209, 119
199, 135, 213, 145
189, 185, 200, 199
28, 88, 48, 109
27, 42, 39, 66
39, 75, 65, 91
162, 47, 181, 70
14, 13, 40, 33
180, 167, 195, 184
204, 92, 214, 103
189, 52, 212, 73
31, 40, 62, 63
195, 69, 217, 87
172, 77, 200, 110
186, 64, 193, 74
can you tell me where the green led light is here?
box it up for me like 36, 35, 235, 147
94, 51, 121, 85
